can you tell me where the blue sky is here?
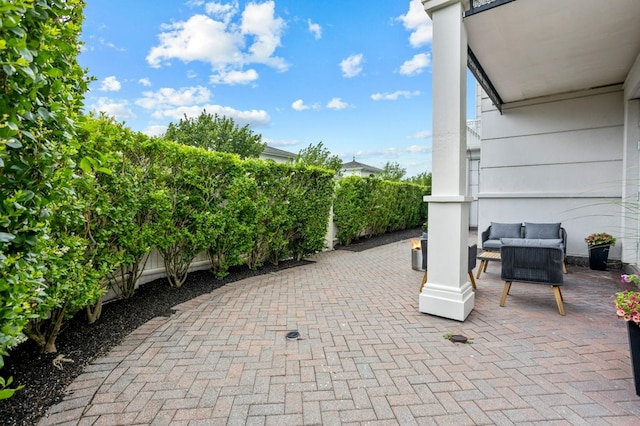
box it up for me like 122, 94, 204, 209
79, 0, 476, 177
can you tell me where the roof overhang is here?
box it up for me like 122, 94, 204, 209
458, 0, 640, 109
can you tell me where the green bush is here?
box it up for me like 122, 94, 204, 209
285, 165, 336, 261
149, 140, 211, 288
333, 177, 373, 245
244, 160, 293, 267
0, 0, 89, 368
334, 176, 428, 245
75, 116, 161, 299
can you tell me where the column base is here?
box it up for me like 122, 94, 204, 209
419, 280, 475, 321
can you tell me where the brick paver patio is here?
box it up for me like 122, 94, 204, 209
39, 237, 640, 425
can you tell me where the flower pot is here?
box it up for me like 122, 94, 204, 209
627, 321, 640, 396
588, 244, 610, 271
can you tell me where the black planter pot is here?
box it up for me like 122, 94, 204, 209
627, 321, 640, 396
588, 244, 610, 271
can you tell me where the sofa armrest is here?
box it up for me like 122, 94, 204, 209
481, 226, 491, 245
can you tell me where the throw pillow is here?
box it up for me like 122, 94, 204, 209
489, 222, 522, 240
524, 222, 561, 239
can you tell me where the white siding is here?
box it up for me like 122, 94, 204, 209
478, 86, 624, 259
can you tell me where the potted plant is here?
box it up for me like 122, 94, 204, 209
585, 232, 616, 271
617, 274, 640, 396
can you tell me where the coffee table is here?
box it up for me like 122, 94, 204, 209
476, 250, 501, 279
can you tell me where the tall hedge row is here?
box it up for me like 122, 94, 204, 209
0, 0, 89, 374
333, 176, 428, 245
0, 114, 337, 359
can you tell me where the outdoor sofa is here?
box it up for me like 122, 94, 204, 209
481, 222, 567, 273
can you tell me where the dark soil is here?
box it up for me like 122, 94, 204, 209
335, 227, 422, 252
0, 227, 421, 425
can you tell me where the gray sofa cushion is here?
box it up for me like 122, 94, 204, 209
483, 239, 502, 250
501, 238, 563, 248
489, 222, 522, 240
524, 222, 561, 239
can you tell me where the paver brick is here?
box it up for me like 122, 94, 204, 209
38, 234, 640, 425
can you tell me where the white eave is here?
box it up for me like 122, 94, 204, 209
451, 0, 640, 107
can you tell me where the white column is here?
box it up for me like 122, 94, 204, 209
621, 99, 640, 267
420, 0, 474, 321
622, 55, 640, 268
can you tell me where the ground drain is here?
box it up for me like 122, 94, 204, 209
286, 331, 301, 340
443, 333, 472, 344
450, 335, 468, 343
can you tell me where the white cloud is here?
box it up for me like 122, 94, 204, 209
133, 85, 269, 128
407, 144, 430, 152
153, 105, 270, 127
291, 99, 308, 111
204, 1, 238, 23
143, 124, 168, 137
264, 138, 299, 147
371, 90, 421, 101
399, 53, 430, 76
340, 53, 364, 78
138, 78, 152, 87
98, 37, 126, 52
99, 76, 121, 92
135, 86, 212, 110
210, 68, 258, 85
90, 97, 136, 120
146, 1, 287, 82
327, 97, 348, 110
241, 1, 287, 70
351, 144, 431, 159
146, 14, 243, 68
291, 99, 319, 111
308, 19, 322, 39
398, 0, 433, 48
410, 130, 431, 139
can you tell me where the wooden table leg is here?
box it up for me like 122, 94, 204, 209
476, 260, 485, 279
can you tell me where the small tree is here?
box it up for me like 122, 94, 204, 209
405, 171, 432, 193
379, 161, 406, 181
295, 142, 343, 173
164, 111, 266, 159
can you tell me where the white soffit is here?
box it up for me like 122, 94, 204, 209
464, 0, 640, 103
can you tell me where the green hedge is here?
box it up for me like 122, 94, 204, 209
0, 0, 89, 365
333, 176, 428, 245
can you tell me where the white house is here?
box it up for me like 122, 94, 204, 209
420, 0, 640, 321
260, 145, 296, 163
341, 158, 383, 178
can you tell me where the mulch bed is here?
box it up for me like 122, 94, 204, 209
0, 227, 421, 425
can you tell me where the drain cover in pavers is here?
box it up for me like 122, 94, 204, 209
286, 331, 300, 340
449, 334, 468, 343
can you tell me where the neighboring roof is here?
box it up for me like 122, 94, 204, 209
341, 160, 383, 173
261, 145, 296, 159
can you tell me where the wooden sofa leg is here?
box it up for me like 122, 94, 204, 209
553, 286, 565, 315
562, 261, 567, 274
500, 282, 512, 307
420, 271, 428, 291
468, 271, 476, 289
